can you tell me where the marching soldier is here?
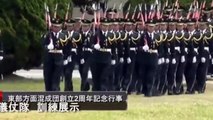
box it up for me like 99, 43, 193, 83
153, 19, 164, 96
90, 18, 116, 91
114, 18, 128, 91
175, 19, 187, 94
158, 18, 169, 95
196, 17, 211, 93
42, 17, 65, 91
107, 18, 117, 91
132, 19, 145, 95
127, 19, 142, 94
184, 18, 198, 94
167, 18, 178, 95
63, 19, 84, 91
80, 19, 92, 91
138, 19, 158, 97
121, 18, 133, 92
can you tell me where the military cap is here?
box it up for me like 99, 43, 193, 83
117, 18, 124, 24
135, 18, 143, 24
107, 8, 117, 14
145, 19, 156, 26
159, 18, 168, 24
168, 19, 177, 24
65, 19, 75, 26
186, 18, 196, 25
124, 18, 134, 25
155, 19, 161, 25
81, 19, 91, 25
198, 17, 207, 24
112, 18, 119, 24
100, 18, 109, 25
176, 19, 185, 25
107, 18, 114, 24
51, 18, 63, 26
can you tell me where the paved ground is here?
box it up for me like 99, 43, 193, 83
13, 69, 92, 79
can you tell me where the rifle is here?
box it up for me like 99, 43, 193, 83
54, 3, 58, 18
125, 4, 131, 19
82, 6, 87, 19
117, 3, 123, 18
112, 3, 116, 18
131, 5, 138, 19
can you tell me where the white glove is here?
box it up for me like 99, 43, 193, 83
0, 56, 3, 61
67, 56, 72, 62
80, 59, 85, 64
142, 44, 149, 51
161, 58, 165, 63
210, 55, 212, 59
119, 57, 124, 63
158, 59, 162, 65
111, 60, 116, 65
201, 57, 206, 63
127, 57, 131, 64
63, 60, 68, 65
181, 56, 185, 63
94, 44, 100, 50
192, 56, 197, 63
47, 40, 54, 50
212, 59, 213, 65
166, 58, 170, 64
172, 58, 176, 64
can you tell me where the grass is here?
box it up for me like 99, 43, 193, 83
0, 75, 213, 120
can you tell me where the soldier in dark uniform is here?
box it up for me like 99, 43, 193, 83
42, 17, 65, 91
63, 19, 84, 91
110, 18, 122, 91
184, 18, 198, 94
153, 19, 164, 96
107, 18, 117, 91
80, 19, 92, 91
167, 19, 178, 95
90, 18, 116, 91
121, 19, 133, 92
196, 17, 211, 93
138, 19, 158, 97
158, 18, 170, 95
127, 19, 142, 95
114, 18, 128, 91
175, 19, 187, 95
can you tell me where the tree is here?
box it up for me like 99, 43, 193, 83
0, 0, 73, 75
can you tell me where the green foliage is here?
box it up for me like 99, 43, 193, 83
0, 0, 73, 75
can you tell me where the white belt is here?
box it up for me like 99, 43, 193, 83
204, 47, 209, 52
148, 49, 158, 53
49, 50, 63, 53
99, 48, 111, 52
175, 47, 180, 52
194, 48, 198, 53
185, 48, 188, 53
71, 48, 77, 52
168, 48, 171, 53
130, 47, 137, 51
84, 48, 92, 52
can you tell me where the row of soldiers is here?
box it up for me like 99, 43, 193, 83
42, 6, 213, 97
